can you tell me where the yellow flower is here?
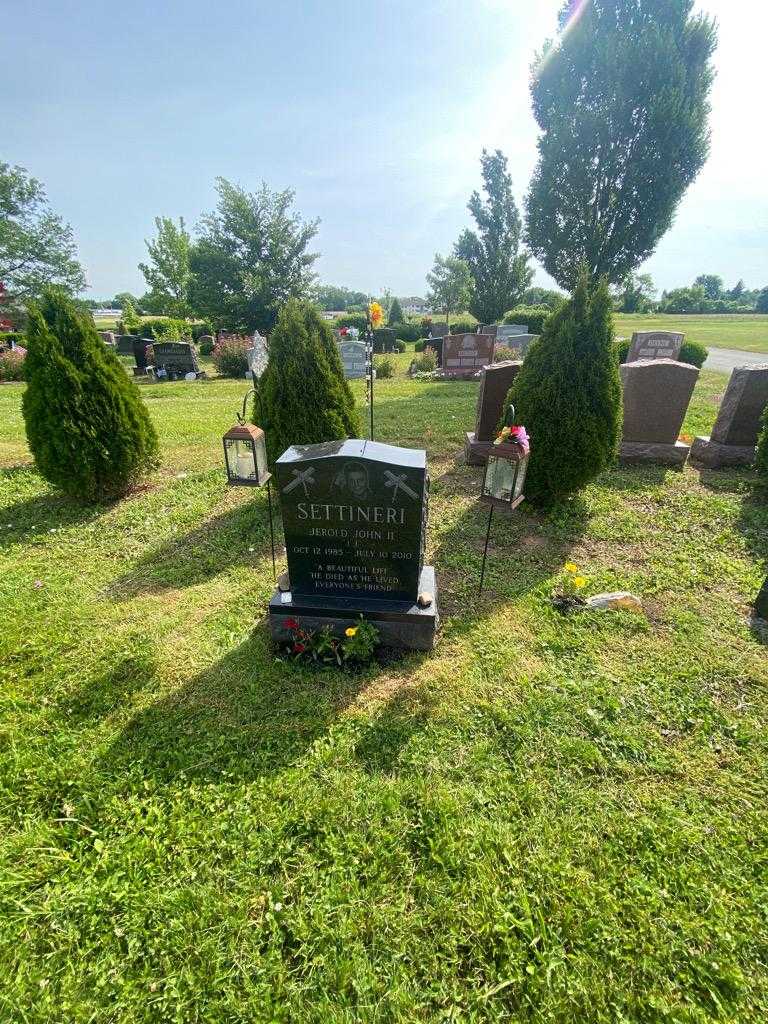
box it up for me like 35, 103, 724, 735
369, 301, 384, 328
345, 626, 358, 637
565, 562, 579, 573
574, 577, 587, 589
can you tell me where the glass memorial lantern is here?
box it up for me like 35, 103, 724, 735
223, 422, 269, 487
480, 409, 529, 511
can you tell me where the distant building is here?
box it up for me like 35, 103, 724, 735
321, 310, 345, 321
91, 308, 123, 318
400, 297, 428, 315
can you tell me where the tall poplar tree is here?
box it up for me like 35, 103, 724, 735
455, 149, 532, 323
139, 216, 192, 318
526, 0, 717, 291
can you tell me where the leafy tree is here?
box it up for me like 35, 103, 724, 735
315, 284, 369, 311
22, 289, 158, 501
523, 286, 567, 309
0, 162, 86, 321
727, 279, 745, 301
120, 297, 141, 333
139, 216, 192, 318
505, 272, 621, 507
454, 149, 532, 323
112, 292, 140, 310
426, 254, 472, 324
257, 299, 360, 463
694, 273, 723, 300
617, 272, 656, 313
190, 178, 319, 334
756, 288, 768, 314
388, 297, 404, 324
526, 0, 717, 291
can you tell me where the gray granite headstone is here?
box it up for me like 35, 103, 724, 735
152, 341, 201, 378
478, 324, 499, 339
627, 331, 684, 362
269, 440, 438, 650
691, 365, 768, 467
465, 361, 523, 465
247, 331, 268, 379
339, 340, 368, 379
116, 334, 136, 355
497, 324, 527, 340
428, 322, 450, 339
620, 358, 699, 464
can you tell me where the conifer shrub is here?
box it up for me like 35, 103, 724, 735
504, 273, 622, 507
258, 299, 361, 463
22, 289, 159, 501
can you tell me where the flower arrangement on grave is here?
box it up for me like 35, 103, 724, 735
494, 422, 530, 454
551, 561, 589, 613
368, 301, 384, 329
280, 616, 381, 666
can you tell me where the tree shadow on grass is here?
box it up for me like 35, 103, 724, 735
432, 470, 590, 620
598, 464, 672, 493
100, 627, 429, 786
0, 467, 104, 546
108, 490, 279, 600
353, 686, 437, 774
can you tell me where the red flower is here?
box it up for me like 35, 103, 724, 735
284, 617, 299, 631
293, 642, 306, 653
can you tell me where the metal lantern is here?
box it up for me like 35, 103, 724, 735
223, 422, 269, 487
480, 439, 528, 511
477, 405, 530, 597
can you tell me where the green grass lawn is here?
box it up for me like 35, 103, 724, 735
615, 313, 768, 354
1, 371, 767, 1022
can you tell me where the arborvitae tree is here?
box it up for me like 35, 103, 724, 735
257, 299, 361, 463
22, 289, 159, 501
526, 0, 717, 290
388, 297, 404, 324
504, 272, 622, 507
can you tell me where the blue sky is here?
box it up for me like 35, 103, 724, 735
4, 0, 766, 299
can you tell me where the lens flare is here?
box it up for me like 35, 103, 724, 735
535, 0, 591, 77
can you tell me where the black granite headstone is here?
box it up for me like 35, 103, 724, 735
756, 578, 768, 621
276, 440, 427, 603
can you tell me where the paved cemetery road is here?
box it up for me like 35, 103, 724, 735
706, 347, 768, 373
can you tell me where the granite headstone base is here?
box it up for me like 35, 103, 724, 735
268, 566, 439, 652
465, 432, 495, 466
619, 440, 691, 466
690, 436, 757, 468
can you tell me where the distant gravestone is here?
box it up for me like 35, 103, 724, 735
627, 331, 684, 362
465, 361, 523, 465
99, 331, 116, 346
373, 328, 396, 353
339, 340, 368, 379
247, 331, 269, 379
497, 333, 539, 357
152, 341, 202, 379
198, 334, 214, 348
620, 358, 699, 464
478, 324, 499, 339
269, 439, 438, 650
132, 337, 154, 376
428, 322, 450, 339
442, 333, 496, 378
497, 324, 527, 340
691, 365, 768, 467
116, 334, 136, 355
